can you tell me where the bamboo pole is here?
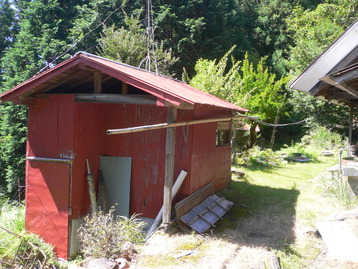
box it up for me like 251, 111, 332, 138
106, 115, 258, 135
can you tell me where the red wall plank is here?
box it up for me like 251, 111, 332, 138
27, 95, 75, 158
71, 103, 106, 218
189, 105, 232, 193
26, 161, 70, 259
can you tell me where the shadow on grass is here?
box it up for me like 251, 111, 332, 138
216, 180, 300, 251
236, 162, 280, 172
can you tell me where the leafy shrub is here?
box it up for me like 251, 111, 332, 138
235, 146, 284, 166
279, 143, 319, 162
0, 202, 60, 268
0, 201, 25, 256
302, 125, 344, 150
78, 209, 146, 259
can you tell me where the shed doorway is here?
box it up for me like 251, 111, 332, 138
100, 156, 132, 217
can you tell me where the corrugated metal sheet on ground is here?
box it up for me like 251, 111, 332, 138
180, 194, 233, 233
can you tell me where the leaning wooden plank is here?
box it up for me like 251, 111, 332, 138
175, 183, 215, 220
86, 159, 97, 215
146, 170, 188, 239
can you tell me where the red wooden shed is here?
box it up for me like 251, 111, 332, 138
0, 52, 248, 259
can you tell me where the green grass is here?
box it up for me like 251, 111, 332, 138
224, 155, 356, 268
0, 201, 25, 257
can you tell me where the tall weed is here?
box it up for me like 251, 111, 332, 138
78, 209, 146, 259
302, 125, 344, 150
0, 201, 25, 257
234, 146, 284, 166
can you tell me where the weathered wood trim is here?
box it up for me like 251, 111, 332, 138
163, 107, 177, 224
75, 94, 157, 105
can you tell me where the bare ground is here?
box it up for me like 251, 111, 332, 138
131, 171, 358, 269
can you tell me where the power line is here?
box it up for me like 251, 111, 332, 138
255, 119, 307, 127
139, 0, 159, 74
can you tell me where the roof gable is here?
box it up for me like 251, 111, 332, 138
290, 20, 358, 102
0, 52, 247, 113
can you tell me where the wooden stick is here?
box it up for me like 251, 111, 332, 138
86, 159, 97, 215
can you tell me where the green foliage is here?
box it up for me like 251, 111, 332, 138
0, 0, 17, 60
0, 202, 60, 267
235, 146, 284, 166
187, 47, 288, 123
78, 209, 146, 259
304, 125, 345, 150
0, 104, 27, 194
278, 125, 344, 162
98, 14, 178, 76
284, 89, 350, 138
0, 201, 25, 256
322, 175, 358, 208
0, 0, 80, 196
286, 0, 357, 75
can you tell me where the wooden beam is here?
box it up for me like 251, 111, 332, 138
122, 81, 128, 94
320, 76, 358, 98
163, 107, 177, 224
334, 92, 358, 100
18, 96, 35, 105
75, 94, 157, 105
94, 71, 102, 93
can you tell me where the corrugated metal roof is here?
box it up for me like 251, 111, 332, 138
0, 52, 248, 112
180, 194, 233, 233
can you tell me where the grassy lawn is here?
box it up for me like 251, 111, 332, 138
138, 155, 358, 269
221, 155, 356, 268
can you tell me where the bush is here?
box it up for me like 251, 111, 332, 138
234, 146, 284, 166
78, 209, 146, 259
0, 201, 25, 256
302, 125, 344, 150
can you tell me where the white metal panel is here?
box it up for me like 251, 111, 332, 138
100, 156, 132, 217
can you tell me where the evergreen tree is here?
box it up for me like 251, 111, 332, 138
0, 0, 16, 59
98, 14, 178, 76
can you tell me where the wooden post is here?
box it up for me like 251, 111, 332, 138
94, 71, 102, 93
349, 108, 354, 146
163, 107, 177, 224
122, 81, 128, 94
